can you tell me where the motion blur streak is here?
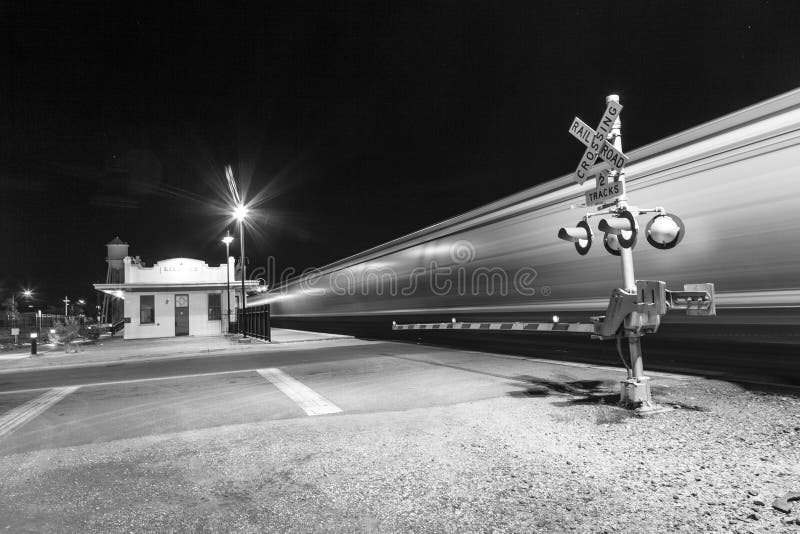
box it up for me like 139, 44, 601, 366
251, 89, 800, 343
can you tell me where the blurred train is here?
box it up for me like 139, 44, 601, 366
250, 89, 800, 345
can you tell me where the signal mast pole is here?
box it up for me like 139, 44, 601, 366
605, 95, 647, 398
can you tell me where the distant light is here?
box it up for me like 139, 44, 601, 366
451, 317, 456, 323
50, 329, 56, 334
222, 234, 234, 245
233, 204, 249, 222
552, 315, 560, 323
23, 289, 32, 298
30, 333, 38, 339
78, 299, 85, 305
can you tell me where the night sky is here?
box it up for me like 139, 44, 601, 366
2, 1, 799, 311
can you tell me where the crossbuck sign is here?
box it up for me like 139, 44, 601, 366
569, 101, 629, 206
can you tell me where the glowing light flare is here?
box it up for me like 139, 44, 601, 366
233, 204, 249, 222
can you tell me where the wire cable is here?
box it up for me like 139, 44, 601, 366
616, 331, 632, 378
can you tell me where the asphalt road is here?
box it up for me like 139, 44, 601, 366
0, 334, 796, 458
1, 336, 798, 533
0, 340, 631, 457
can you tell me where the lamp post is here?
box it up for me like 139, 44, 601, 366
233, 204, 249, 336
63, 296, 70, 317
222, 230, 234, 333
10, 290, 33, 331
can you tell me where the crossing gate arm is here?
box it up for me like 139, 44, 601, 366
392, 320, 596, 333
392, 281, 715, 339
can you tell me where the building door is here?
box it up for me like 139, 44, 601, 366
175, 294, 189, 336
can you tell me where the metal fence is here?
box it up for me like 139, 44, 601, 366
237, 304, 271, 341
0, 313, 85, 343
1, 313, 73, 330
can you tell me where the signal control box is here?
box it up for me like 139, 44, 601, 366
592, 281, 715, 339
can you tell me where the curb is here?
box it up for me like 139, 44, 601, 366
0, 336, 368, 376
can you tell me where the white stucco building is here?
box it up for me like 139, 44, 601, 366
94, 256, 258, 339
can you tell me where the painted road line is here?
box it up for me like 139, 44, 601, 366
0, 386, 79, 439
257, 368, 342, 416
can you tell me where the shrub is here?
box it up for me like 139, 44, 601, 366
52, 317, 82, 352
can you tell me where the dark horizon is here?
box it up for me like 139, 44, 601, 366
3, 2, 800, 309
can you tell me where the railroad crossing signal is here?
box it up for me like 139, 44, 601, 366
394, 94, 715, 416
555, 94, 711, 414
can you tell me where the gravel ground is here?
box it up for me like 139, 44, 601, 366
0, 379, 798, 533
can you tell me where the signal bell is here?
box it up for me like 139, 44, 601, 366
557, 220, 593, 255
645, 213, 685, 249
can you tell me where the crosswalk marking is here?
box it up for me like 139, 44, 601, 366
0, 386, 79, 439
257, 368, 342, 416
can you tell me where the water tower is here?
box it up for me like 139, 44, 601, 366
100, 236, 128, 324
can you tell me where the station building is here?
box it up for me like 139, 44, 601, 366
94, 256, 258, 340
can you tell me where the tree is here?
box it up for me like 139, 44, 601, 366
1, 295, 15, 317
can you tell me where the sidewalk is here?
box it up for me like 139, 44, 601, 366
0, 328, 355, 372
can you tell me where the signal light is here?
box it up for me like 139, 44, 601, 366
598, 209, 637, 249
603, 232, 622, 256
645, 213, 685, 249
557, 220, 593, 255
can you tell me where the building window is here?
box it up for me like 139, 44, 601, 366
140, 295, 154, 324
208, 293, 221, 320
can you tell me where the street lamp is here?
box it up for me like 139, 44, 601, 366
234, 204, 249, 336
222, 230, 234, 333
63, 296, 70, 317
10, 289, 33, 330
